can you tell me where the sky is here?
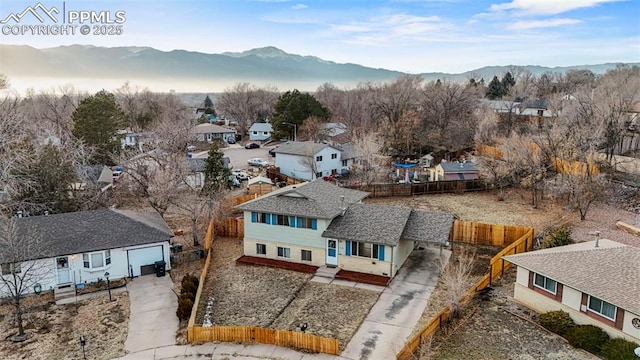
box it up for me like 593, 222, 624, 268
1, 0, 639, 74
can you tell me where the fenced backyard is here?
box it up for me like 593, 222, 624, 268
345, 179, 489, 197
396, 224, 534, 360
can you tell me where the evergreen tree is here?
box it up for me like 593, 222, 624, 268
271, 89, 329, 140
501, 72, 516, 93
486, 76, 507, 99
204, 95, 213, 109
15, 145, 77, 214
72, 90, 125, 164
202, 143, 232, 195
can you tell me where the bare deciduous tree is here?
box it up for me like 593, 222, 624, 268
438, 248, 476, 319
351, 132, 387, 185
216, 83, 278, 140
0, 218, 50, 341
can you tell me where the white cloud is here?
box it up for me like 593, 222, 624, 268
291, 4, 308, 10
489, 0, 624, 16
508, 18, 582, 30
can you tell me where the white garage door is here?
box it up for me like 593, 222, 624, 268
128, 245, 164, 277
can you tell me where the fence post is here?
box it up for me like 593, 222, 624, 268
489, 263, 492, 286
501, 258, 505, 277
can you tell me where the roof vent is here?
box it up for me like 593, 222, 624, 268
593, 230, 601, 248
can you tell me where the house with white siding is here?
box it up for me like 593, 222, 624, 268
274, 141, 352, 181
503, 239, 640, 343
235, 180, 453, 279
0, 210, 173, 300
249, 123, 273, 141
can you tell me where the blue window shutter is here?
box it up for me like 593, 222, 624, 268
378, 245, 385, 261
251, 212, 257, 223
345, 241, 351, 256
265, 213, 271, 225
296, 217, 302, 228
311, 219, 317, 230
289, 216, 295, 227
272, 214, 278, 225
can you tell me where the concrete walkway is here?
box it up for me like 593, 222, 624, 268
340, 247, 450, 360
124, 275, 179, 353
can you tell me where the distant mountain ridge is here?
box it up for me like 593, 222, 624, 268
0, 44, 635, 92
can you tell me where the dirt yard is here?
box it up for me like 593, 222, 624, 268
431, 270, 597, 360
0, 292, 129, 360
196, 236, 379, 350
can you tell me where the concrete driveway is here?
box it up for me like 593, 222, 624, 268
341, 247, 450, 360
223, 144, 275, 170
124, 275, 179, 354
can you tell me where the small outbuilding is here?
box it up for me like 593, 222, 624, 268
247, 176, 273, 196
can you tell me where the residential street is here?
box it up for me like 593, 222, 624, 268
220, 143, 276, 171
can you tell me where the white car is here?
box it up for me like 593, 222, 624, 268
232, 170, 252, 181
247, 158, 269, 167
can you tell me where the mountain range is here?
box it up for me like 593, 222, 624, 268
0, 44, 635, 93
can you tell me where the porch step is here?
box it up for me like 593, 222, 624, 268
54, 286, 76, 301
314, 266, 340, 279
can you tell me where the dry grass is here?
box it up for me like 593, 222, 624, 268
0, 292, 129, 360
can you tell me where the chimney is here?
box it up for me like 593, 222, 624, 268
594, 231, 601, 248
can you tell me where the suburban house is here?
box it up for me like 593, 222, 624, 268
191, 123, 236, 143
431, 161, 480, 181
503, 239, 640, 343
274, 141, 351, 181
319, 122, 352, 145
235, 180, 454, 279
72, 165, 114, 192
185, 155, 231, 189
249, 123, 273, 142
0, 209, 173, 299
120, 130, 151, 151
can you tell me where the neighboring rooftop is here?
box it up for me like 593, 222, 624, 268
274, 141, 340, 156
191, 123, 235, 134
249, 123, 273, 132
234, 179, 369, 219
0, 209, 173, 263
247, 176, 273, 185
439, 161, 479, 173
503, 240, 640, 315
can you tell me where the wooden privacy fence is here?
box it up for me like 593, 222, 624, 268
451, 220, 532, 247
189, 326, 340, 355
214, 217, 244, 238
233, 194, 257, 206
551, 157, 600, 177
397, 226, 534, 360
187, 248, 213, 334
346, 179, 489, 197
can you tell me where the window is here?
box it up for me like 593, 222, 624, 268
263, 132, 269, 135
301, 250, 312, 262
1, 263, 21, 275
253, 131, 258, 135
277, 246, 291, 258
342, 160, 348, 167
315, 172, 322, 178
331, 169, 337, 175
588, 296, 617, 320
316, 155, 323, 161
351, 242, 379, 259
296, 217, 317, 229
83, 251, 110, 269
256, 243, 266, 255
331, 153, 337, 159
276, 214, 290, 226
257, 212, 269, 224
533, 273, 557, 294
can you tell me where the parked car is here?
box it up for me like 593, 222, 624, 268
245, 142, 260, 149
247, 158, 269, 167
268, 147, 277, 157
232, 170, 252, 181
226, 136, 236, 144
186, 145, 196, 152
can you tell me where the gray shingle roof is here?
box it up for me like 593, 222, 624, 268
401, 210, 454, 245
234, 179, 369, 219
188, 158, 206, 172
1, 209, 173, 263
192, 123, 235, 134
503, 242, 640, 315
322, 204, 412, 246
273, 141, 338, 157
322, 206, 454, 246
440, 162, 479, 173
249, 123, 273, 132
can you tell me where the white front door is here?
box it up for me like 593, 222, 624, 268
56, 256, 71, 284
326, 239, 338, 266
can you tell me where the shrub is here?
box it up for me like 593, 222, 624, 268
538, 310, 576, 336
181, 274, 199, 299
565, 325, 610, 354
176, 294, 194, 321
601, 338, 640, 360
541, 226, 574, 249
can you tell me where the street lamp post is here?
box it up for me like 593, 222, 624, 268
79, 336, 87, 360
283, 122, 297, 142
104, 271, 112, 301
